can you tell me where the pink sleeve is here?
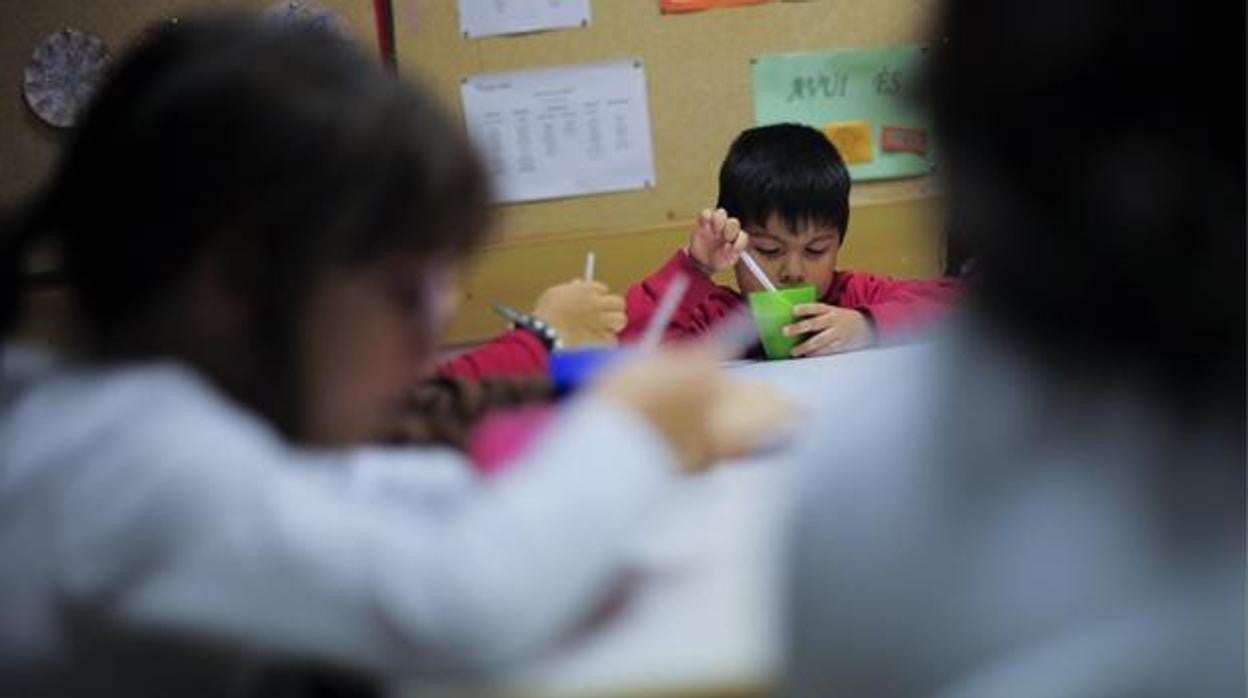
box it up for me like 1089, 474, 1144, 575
620, 250, 745, 343
437, 329, 549, 381
833, 272, 962, 345
467, 406, 556, 476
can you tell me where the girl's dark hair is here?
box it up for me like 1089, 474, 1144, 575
1, 14, 493, 431
0, 209, 27, 337
716, 123, 851, 239
4, 13, 491, 340
928, 0, 1244, 415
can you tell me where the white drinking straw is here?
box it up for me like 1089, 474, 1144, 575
739, 249, 777, 292
583, 251, 596, 282
641, 273, 690, 350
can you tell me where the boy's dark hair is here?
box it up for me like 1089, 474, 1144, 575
1, 14, 493, 432
716, 123, 851, 239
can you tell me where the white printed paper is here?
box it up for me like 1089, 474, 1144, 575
458, 0, 591, 39
460, 59, 657, 203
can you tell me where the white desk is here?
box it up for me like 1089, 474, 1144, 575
398, 345, 928, 697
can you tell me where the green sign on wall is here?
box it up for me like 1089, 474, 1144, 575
752, 45, 934, 181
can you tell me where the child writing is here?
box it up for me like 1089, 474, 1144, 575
0, 15, 783, 695
438, 277, 626, 380
622, 124, 959, 357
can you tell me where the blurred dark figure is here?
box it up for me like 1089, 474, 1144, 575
942, 209, 978, 279
786, 0, 1243, 695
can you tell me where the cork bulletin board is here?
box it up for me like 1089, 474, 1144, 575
1, 0, 944, 344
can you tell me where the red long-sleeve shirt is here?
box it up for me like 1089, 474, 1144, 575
437, 329, 548, 381
620, 250, 960, 345
438, 250, 959, 379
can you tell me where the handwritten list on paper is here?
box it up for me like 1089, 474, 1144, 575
460, 60, 657, 203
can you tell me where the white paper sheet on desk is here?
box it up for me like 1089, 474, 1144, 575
460, 59, 657, 203
392, 460, 788, 698
496, 462, 788, 697
458, 0, 591, 39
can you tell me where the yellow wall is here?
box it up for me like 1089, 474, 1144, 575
1, 0, 945, 345
0, 0, 379, 206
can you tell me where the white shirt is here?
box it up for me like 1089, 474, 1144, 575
0, 347, 680, 695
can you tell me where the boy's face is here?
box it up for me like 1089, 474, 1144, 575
297, 253, 459, 447
734, 214, 842, 298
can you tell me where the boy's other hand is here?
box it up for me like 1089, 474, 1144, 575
686, 207, 749, 275
533, 280, 627, 348
784, 303, 874, 357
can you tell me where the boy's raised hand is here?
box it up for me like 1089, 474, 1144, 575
686, 208, 749, 275
783, 303, 874, 357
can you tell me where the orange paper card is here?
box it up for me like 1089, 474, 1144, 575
822, 121, 874, 164
660, 0, 772, 13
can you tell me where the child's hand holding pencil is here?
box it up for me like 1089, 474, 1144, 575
532, 279, 627, 348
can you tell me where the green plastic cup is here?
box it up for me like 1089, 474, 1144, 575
747, 284, 817, 359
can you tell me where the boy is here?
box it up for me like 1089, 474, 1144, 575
622, 124, 958, 357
